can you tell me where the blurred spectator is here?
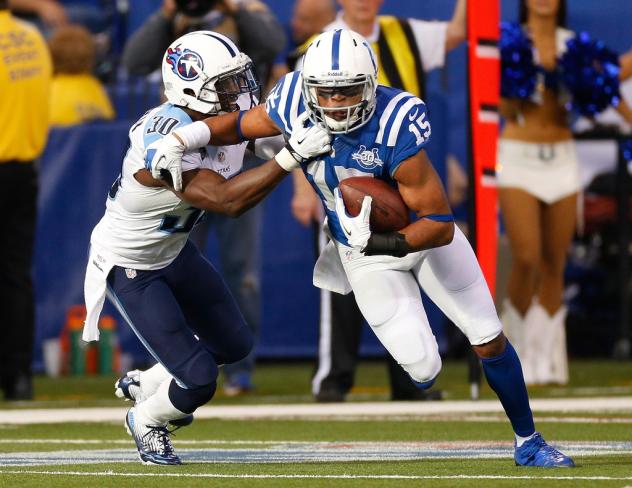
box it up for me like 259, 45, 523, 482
0, 0, 52, 400
48, 24, 115, 126
273, 0, 336, 239
9, 0, 68, 32
121, 0, 285, 396
299, 0, 466, 403
498, 0, 632, 385
269, 0, 336, 83
122, 0, 284, 88
9, 0, 111, 36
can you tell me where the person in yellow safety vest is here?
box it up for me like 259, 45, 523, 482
0, 0, 52, 400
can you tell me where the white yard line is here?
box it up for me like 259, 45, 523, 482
0, 470, 631, 481
1, 397, 632, 424
0, 439, 627, 447
1, 441, 630, 467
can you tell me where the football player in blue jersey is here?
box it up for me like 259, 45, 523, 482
83, 31, 331, 465
150, 29, 575, 467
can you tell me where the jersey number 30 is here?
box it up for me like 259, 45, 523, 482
159, 207, 203, 234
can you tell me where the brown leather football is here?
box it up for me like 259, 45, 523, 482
339, 177, 410, 232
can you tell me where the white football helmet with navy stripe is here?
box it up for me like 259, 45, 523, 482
302, 29, 378, 134
162, 31, 259, 115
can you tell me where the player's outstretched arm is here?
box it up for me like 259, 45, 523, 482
394, 150, 455, 250
205, 104, 282, 145
139, 113, 331, 217
148, 105, 284, 190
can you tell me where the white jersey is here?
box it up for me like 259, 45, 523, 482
90, 103, 247, 270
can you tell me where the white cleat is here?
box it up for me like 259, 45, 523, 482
125, 407, 182, 466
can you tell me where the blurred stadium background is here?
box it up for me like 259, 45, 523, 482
31, 0, 632, 371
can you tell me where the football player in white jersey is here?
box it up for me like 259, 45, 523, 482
83, 31, 331, 465
149, 29, 574, 467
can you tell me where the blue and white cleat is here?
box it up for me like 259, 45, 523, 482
514, 433, 575, 467
115, 371, 193, 429
125, 407, 181, 465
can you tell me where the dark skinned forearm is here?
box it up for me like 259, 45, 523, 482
206, 111, 242, 146
184, 159, 288, 217
363, 220, 454, 257
399, 219, 455, 251
204, 106, 281, 145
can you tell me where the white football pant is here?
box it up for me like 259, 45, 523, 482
339, 227, 502, 384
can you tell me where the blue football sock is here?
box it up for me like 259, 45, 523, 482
480, 340, 535, 437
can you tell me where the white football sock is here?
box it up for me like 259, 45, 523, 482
139, 363, 172, 399
136, 378, 188, 425
515, 431, 536, 447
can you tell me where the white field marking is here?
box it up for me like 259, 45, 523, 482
0, 470, 632, 481
2, 396, 632, 424
549, 386, 632, 396
425, 415, 632, 424
2, 441, 632, 466
0, 439, 630, 448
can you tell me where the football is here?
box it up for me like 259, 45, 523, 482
339, 177, 410, 233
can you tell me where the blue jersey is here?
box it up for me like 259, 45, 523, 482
266, 71, 431, 245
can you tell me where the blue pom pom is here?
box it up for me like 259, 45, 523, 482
500, 22, 537, 99
622, 139, 632, 162
560, 32, 621, 117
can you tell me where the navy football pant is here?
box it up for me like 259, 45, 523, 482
107, 241, 253, 411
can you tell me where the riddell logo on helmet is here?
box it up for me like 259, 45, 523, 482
327, 71, 343, 76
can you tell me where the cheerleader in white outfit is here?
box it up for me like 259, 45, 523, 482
498, 0, 632, 385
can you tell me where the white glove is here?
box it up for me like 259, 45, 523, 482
275, 112, 331, 171
145, 134, 185, 192
144, 121, 211, 192
334, 187, 372, 251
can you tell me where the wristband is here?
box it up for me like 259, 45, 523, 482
422, 213, 454, 222
173, 121, 211, 149
274, 147, 300, 172
362, 232, 412, 257
236, 110, 247, 142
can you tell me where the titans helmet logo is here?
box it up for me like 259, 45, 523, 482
166, 46, 204, 81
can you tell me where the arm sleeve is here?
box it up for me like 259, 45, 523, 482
388, 99, 432, 177
264, 71, 303, 136
121, 11, 175, 76
408, 19, 448, 72
253, 134, 286, 160
233, 0, 286, 84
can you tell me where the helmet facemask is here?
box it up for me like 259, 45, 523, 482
195, 61, 260, 115
302, 75, 377, 134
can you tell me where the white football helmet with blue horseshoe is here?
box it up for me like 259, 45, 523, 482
162, 31, 260, 115
301, 29, 378, 134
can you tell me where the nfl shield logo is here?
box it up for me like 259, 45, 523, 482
125, 268, 137, 279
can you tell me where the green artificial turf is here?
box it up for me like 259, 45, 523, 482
0, 360, 631, 487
